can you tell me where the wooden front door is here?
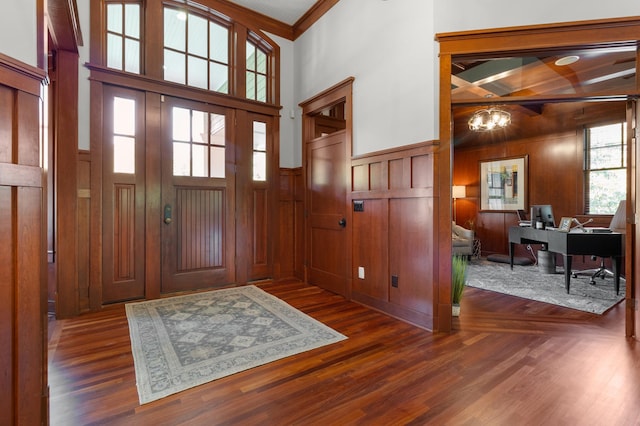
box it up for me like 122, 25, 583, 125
160, 98, 235, 293
306, 129, 349, 296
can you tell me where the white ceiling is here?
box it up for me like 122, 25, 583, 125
226, 0, 318, 25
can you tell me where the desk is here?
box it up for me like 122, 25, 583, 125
508, 226, 623, 294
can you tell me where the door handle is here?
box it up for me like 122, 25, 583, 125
338, 218, 346, 228
164, 204, 172, 224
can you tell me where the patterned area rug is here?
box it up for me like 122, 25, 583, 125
126, 285, 347, 404
466, 259, 625, 314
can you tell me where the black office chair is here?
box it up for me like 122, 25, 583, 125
572, 200, 626, 285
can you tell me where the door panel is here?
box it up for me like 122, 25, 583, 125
631, 99, 639, 339
306, 131, 348, 296
102, 87, 146, 303
161, 98, 235, 293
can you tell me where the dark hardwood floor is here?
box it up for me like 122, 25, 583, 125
48, 279, 640, 425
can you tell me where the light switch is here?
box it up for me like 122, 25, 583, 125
358, 266, 365, 279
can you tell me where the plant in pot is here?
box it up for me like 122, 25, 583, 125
452, 255, 468, 317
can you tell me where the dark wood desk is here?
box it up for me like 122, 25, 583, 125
508, 226, 623, 294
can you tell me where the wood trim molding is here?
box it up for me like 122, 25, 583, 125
48, 0, 83, 51
0, 53, 46, 96
293, 0, 340, 40
86, 64, 282, 116
0, 163, 42, 187
436, 16, 640, 55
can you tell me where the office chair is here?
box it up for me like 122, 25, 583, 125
572, 200, 625, 285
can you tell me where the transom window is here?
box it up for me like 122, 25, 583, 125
163, 7, 230, 93
106, 1, 141, 73
584, 122, 626, 214
172, 107, 226, 178
246, 40, 267, 102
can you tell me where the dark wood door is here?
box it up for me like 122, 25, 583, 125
306, 130, 348, 296
160, 98, 235, 293
102, 86, 146, 303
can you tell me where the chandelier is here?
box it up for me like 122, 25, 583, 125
468, 108, 511, 132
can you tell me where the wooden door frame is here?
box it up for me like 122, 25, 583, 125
300, 77, 354, 296
437, 17, 640, 338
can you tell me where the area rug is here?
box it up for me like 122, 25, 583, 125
466, 259, 625, 314
125, 285, 347, 404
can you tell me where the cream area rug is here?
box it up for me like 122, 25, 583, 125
125, 285, 347, 404
466, 259, 625, 314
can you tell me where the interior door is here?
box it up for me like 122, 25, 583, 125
306, 129, 348, 296
160, 98, 235, 293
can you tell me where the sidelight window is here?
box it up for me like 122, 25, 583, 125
172, 107, 226, 178
252, 121, 267, 181
113, 96, 136, 174
106, 1, 141, 73
584, 122, 626, 214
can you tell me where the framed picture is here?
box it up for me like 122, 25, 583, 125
479, 155, 528, 211
558, 217, 573, 232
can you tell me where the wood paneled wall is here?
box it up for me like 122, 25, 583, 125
350, 143, 438, 330
454, 102, 626, 259
0, 53, 47, 426
278, 168, 304, 280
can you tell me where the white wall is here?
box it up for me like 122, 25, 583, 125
267, 34, 297, 168
434, 0, 640, 33
289, 0, 640, 166
0, 0, 38, 67
294, 0, 435, 160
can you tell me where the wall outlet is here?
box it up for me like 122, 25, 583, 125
358, 266, 365, 279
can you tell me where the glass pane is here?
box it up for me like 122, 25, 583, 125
210, 22, 228, 63
172, 107, 191, 141
191, 110, 207, 143
246, 71, 255, 99
253, 121, 266, 151
188, 14, 207, 57
256, 74, 267, 102
164, 49, 185, 84
246, 42, 256, 71
124, 39, 140, 74
210, 114, 225, 146
192, 144, 207, 177
589, 123, 623, 148
107, 34, 123, 70
590, 146, 625, 169
256, 49, 267, 74
588, 169, 626, 214
210, 62, 229, 94
107, 4, 122, 33
173, 142, 191, 176
210, 146, 225, 178
124, 4, 140, 38
452, 46, 637, 101
253, 151, 266, 181
114, 136, 135, 174
188, 56, 208, 89
113, 97, 135, 135
164, 7, 186, 51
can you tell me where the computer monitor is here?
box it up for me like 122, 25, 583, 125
530, 204, 556, 228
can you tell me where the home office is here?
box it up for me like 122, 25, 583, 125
451, 52, 630, 279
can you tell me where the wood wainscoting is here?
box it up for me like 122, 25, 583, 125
278, 168, 304, 280
0, 53, 48, 425
350, 142, 438, 330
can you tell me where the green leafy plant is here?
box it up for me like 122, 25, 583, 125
452, 255, 468, 304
